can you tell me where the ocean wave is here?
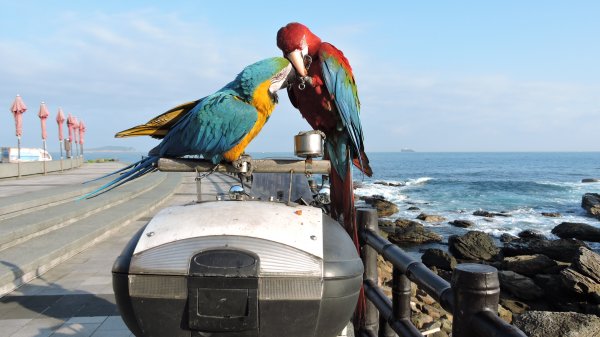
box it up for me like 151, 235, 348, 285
354, 184, 408, 204
405, 177, 433, 186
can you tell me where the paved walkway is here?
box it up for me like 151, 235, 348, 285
0, 167, 242, 337
0, 163, 124, 198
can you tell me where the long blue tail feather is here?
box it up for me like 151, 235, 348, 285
80, 156, 159, 199
82, 161, 139, 184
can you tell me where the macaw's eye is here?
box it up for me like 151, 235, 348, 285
271, 71, 286, 83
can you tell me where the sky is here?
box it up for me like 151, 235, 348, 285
1, 1, 599, 153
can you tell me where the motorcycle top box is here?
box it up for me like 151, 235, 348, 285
113, 200, 363, 337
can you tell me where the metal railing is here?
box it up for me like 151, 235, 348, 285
356, 208, 527, 337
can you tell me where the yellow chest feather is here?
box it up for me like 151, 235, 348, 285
222, 81, 275, 161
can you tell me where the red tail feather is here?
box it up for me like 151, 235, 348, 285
352, 149, 373, 177
329, 158, 366, 327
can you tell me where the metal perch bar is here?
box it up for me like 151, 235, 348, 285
157, 157, 331, 174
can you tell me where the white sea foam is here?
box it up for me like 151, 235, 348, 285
355, 183, 408, 205
405, 177, 433, 186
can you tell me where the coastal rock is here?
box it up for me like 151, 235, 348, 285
377, 255, 393, 285
502, 238, 589, 262
498, 270, 544, 300
518, 229, 547, 240
378, 219, 394, 227
362, 195, 399, 217
448, 219, 474, 228
582, 178, 600, 183
500, 233, 518, 243
513, 311, 600, 337
541, 212, 561, 217
552, 222, 600, 242
388, 219, 442, 244
394, 218, 422, 227
498, 304, 513, 324
535, 274, 565, 294
378, 219, 395, 234
573, 247, 600, 283
374, 181, 405, 187
473, 210, 495, 218
411, 312, 433, 330
499, 298, 528, 315
417, 213, 446, 223
407, 206, 421, 211
582, 193, 600, 219
421, 249, 457, 271
473, 210, 511, 218
502, 254, 557, 276
560, 268, 600, 302
448, 231, 500, 261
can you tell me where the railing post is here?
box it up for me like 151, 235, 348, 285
451, 263, 500, 337
357, 208, 380, 335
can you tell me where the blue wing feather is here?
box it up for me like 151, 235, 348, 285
84, 92, 258, 198
319, 44, 365, 171
157, 93, 258, 162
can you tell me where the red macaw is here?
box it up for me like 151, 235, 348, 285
277, 23, 372, 325
277, 22, 372, 237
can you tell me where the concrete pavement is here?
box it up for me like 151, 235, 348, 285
0, 166, 243, 337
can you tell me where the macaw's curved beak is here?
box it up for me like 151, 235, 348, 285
287, 49, 307, 77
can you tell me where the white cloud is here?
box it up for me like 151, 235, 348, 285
0, 9, 284, 152
355, 61, 600, 151
0, 9, 597, 154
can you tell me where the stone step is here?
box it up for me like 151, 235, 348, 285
0, 172, 182, 297
0, 164, 124, 221
0, 172, 168, 252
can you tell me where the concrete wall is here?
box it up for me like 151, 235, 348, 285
0, 157, 84, 179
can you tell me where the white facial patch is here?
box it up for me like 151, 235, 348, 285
269, 63, 294, 93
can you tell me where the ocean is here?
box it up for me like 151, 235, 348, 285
59, 150, 600, 248
352, 152, 600, 250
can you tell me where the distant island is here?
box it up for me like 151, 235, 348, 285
86, 146, 138, 153
400, 148, 415, 152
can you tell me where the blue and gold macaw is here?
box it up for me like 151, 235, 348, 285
85, 57, 294, 198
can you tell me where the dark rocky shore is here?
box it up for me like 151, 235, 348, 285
363, 192, 600, 336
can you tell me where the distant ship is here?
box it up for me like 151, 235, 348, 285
1, 147, 52, 163
400, 148, 415, 152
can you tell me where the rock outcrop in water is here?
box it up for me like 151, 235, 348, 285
360, 195, 399, 217
448, 219, 474, 228
449, 230, 500, 261
388, 218, 442, 244
366, 191, 600, 336
421, 248, 457, 270
582, 193, 600, 219
552, 222, 600, 242
502, 254, 558, 276
502, 237, 588, 262
416, 212, 446, 223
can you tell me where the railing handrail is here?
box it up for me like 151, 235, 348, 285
357, 208, 527, 337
